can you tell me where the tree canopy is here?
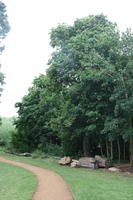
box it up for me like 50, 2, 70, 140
13, 14, 133, 163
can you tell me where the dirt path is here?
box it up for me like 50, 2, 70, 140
0, 157, 74, 200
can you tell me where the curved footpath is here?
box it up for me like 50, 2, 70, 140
0, 157, 74, 200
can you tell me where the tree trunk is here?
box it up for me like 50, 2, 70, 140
83, 136, 90, 157
106, 137, 109, 158
123, 140, 126, 161
110, 141, 113, 161
129, 118, 133, 165
130, 136, 133, 165
117, 137, 121, 163
100, 140, 104, 157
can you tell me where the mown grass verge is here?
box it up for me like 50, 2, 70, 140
0, 160, 36, 200
0, 150, 133, 200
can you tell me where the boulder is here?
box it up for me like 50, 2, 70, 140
70, 159, 79, 168
79, 157, 98, 169
4, 150, 32, 157
58, 156, 71, 165
108, 167, 121, 172
19, 152, 32, 157
72, 159, 80, 163
95, 155, 111, 168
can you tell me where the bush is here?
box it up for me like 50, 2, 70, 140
42, 143, 64, 157
0, 117, 16, 147
32, 143, 64, 159
32, 150, 44, 159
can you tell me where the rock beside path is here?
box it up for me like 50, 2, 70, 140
4, 150, 32, 157
70, 160, 79, 168
79, 157, 98, 169
95, 155, 111, 168
58, 156, 71, 165
59, 155, 111, 169
19, 152, 32, 157
108, 167, 121, 172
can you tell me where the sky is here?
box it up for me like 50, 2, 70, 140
0, 0, 133, 117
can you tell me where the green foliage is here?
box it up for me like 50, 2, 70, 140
32, 144, 63, 158
42, 143, 64, 156
0, 117, 16, 146
11, 130, 32, 152
47, 14, 119, 156
13, 75, 61, 152
32, 149, 45, 158
13, 14, 133, 162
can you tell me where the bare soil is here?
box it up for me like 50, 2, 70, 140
115, 163, 133, 173
100, 163, 133, 176
0, 157, 74, 200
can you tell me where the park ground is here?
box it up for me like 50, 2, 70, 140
0, 150, 133, 200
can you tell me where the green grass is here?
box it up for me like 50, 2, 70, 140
0, 160, 36, 200
0, 150, 133, 200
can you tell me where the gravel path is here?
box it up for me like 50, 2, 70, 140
0, 157, 74, 200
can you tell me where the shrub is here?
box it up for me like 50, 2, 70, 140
43, 143, 64, 157
0, 117, 15, 147
32, 150, 44, 158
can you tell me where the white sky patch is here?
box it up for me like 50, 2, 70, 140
0, 0, 133, 117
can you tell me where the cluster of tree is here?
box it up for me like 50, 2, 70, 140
13, 14, 133, 163
0, 117, 16, 146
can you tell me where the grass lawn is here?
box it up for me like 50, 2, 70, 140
0, 161, 36, 200
0, 150, 133, 200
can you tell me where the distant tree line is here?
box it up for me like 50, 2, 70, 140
12, 15, 133, 163
0, 117, 16, 146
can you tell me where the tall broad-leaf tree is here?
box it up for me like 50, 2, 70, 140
118, 30, 133, 164
14, 74, 61, 152
47, 14, 120, 156
14, 14, 133, 161
101, 29, 133, 163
